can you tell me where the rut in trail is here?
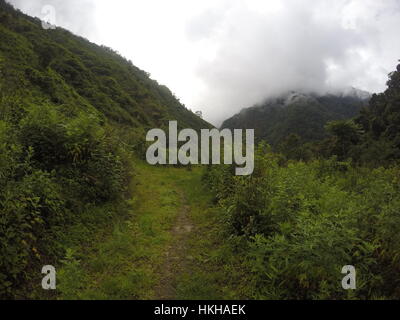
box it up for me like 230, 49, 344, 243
154, 192, 194, 300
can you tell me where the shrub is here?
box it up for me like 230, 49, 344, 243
204, 145, 400, 299
0, 104, 132, 298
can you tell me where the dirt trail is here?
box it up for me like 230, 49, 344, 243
154, 192, 194, 300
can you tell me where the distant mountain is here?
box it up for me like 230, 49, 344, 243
221, 89, 370, 146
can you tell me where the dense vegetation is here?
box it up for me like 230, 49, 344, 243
0, 0, 210, 299
205, 63, 400, 299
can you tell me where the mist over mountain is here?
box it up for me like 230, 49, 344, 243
221, 88, 370, 146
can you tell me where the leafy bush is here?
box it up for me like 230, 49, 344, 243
0, 104, 131, 298
204, 146, 400, 299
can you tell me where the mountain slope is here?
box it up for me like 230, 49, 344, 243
221, 90, 370, 146
0, 0, 211, 132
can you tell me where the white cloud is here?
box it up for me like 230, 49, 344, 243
9, 0, 96, 36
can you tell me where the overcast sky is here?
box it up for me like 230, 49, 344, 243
8, 0, 400, 126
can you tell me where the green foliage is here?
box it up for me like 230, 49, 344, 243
324, 120, 363, 160
0, 103, 131, 298
204, 146, 400, 299
57, 248, 88, 300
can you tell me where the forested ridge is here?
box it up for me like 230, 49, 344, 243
221, 90, 370, 148
0, 1, 211, 131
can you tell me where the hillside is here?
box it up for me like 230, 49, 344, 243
221, 89, 370, 146
0, 0, 211, 132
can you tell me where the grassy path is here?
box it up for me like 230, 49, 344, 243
57, 162, 244, 300
154, 191, 193, 299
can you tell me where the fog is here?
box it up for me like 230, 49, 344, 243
8, 0, 400, 125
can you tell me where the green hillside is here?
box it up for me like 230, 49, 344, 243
0, 0, 211, 132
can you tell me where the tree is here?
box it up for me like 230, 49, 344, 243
325, 120, 363, 160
